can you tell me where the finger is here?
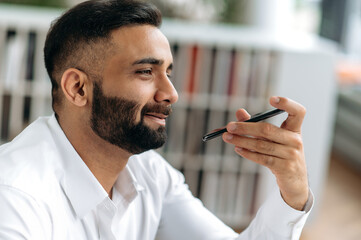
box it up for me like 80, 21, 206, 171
236, 108, 251, 122
226, 121, 302, 147
223, 133, 297, 159
234, 147, 282, 169
270, 96, 306, 133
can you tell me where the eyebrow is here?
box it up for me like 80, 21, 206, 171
132, 57, 173, 70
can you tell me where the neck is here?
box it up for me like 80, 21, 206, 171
58, 113, 132, 197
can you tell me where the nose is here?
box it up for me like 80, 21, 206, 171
154, 73, 178, 104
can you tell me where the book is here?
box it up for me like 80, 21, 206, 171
199, 161, 221, 214
0, 26, 6, 139
264, 51, 279, 105
229, 49, 252, 111
253, 50, 271, 111
190, 46, 214, 108
5, 29, 28, 139
234, 158, 258, 221
171, 43, 192, 100
186, 45, 198, 95
216, 155, 240, 224
209, 47, 232, 109
182, 108, 207, 197
29, 31, 52, 122
164, 104, 188, 168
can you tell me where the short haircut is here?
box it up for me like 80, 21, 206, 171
43, 0, 162, 112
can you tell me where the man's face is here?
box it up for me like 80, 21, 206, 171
89, 25, 178, 154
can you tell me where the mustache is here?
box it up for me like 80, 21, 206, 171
141, 103, 172, 117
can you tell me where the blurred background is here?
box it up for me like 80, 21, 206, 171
0, 0, 360, 239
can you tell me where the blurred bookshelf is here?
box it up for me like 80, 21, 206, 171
320, 0, 361, 173
333, 86, 361, 173
0, 4, 337, 229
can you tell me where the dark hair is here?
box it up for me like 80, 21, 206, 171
44, 0, 162, 111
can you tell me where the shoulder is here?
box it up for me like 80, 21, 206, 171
0, 116, 55, 157
0, 116, 62, 199
0, 184, 52, 239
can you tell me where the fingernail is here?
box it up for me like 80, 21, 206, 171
228, 123, 236, 132
224, 133, 233, 140
235, 147, 243, 153
272, 96, 280, 104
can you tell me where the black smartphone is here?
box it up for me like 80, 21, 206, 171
202, 108, 285, 142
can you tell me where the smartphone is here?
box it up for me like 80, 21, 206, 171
202, 108, 285, 142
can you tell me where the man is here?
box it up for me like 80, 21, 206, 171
0, 0, 312, 239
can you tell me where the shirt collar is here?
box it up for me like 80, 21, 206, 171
47, 114, 143, 218
112, 165, 145, 206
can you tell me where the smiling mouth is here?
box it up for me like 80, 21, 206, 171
144, 113, 168, 126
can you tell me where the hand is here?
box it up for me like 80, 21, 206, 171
222, 96, 309, 211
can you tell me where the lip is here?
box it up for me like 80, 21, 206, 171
144, 113, 168, 126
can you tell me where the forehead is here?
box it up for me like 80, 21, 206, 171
108, 25, 172, 63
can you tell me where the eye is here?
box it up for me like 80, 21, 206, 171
135, 69, 152, 75
166, 71, 173, 79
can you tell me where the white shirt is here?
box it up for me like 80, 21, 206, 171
0, 115, 313, 240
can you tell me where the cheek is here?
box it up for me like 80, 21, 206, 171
118, 81, 155, 99
104, 82, 156, 121
128, 85, 156, 106
133, 99, 151, 122
134, 107, 143, 122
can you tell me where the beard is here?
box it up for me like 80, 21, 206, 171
90, 81, 171, 154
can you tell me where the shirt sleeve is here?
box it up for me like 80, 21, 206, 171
155, 160, 314, 240
238, 189, 314, 240
0, 185, 49, 240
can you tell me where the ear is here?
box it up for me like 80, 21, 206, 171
60, 68, 89, 107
